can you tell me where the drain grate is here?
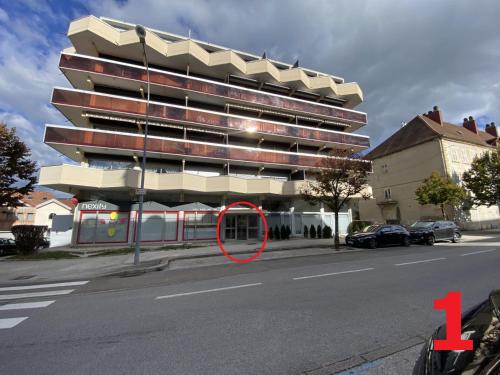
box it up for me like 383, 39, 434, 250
10, 275, 36, 280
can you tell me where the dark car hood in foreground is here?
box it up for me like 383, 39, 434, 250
415, 290, 500, 375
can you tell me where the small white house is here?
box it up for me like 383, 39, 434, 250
34, 199, 73, 231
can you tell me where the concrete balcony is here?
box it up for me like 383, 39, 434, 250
39, 164, 307, 196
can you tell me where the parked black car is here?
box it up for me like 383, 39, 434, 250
413, 290, 500, 375
39, 237, 50, 249
0, 238, 17, 256
345, 224, 411, 249
409, 220, 461, 245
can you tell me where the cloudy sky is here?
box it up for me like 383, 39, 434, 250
0, 0, 499, 169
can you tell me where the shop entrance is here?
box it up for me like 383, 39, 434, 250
225, 214, 259, 240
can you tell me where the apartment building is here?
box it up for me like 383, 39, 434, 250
360, 106, 499, 229
39, 16, 371, 245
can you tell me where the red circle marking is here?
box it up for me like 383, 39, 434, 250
216, 201, 268, 264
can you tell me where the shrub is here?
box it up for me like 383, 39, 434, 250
310, 224, 316, 239
303, 225, 309, 238
268, 227, 274, 240
280, 225, 287, 240
317, 225, 322, 239
274, 225, 281, 240
11, 225, 47, 255
347, 220, 373, 235
323, 225, 332, 238
285, 225, 291, 240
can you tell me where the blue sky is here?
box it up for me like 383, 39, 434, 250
0, 0, 499, 174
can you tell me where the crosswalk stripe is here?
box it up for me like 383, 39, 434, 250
0, 289, 75, 301
0, 317, 28, 329
0, 281, 89, 292
0, 301, 55, 310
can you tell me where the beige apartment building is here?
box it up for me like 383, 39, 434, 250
359, 107, 499, 230
38, 15, 371, 246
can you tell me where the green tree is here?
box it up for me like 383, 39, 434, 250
462, 149, 500, 207
415, 171, 466, 219
0, 123, 38, 207
309, 224, 316, 239
274, 225, 280, 240
301, 149, 371, 249
322, 225, 332, 238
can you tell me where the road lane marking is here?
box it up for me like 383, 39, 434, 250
395, 257, 446, 266
0, 289, 75, 301
0, 301, 55, 310
293, 268, 375, 281
0, 317, 28, 329
156, 283, 263, 300
0, 281, 88, 292
460, 249, 497, 256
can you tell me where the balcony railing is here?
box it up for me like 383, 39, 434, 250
60, 53, 367, 125
52, 88, 370, 148
44, 125, 371, 170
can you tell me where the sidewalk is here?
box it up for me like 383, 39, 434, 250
0, 231, 496, 285
0, 238, 348, 284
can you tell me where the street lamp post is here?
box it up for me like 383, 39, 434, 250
134, 25, 150, 266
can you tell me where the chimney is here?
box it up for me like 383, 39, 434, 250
485, 122, 498, 137
423, 105, 443, 125
463, 116, 478, 134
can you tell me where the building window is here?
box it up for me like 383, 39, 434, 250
381, 164, 388, 173
384, 188, 392, 200
16, 213, 23, 220
49, 213, 57, 220
27, 213, 34, 221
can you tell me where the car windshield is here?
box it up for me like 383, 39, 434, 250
410, 221, 434, 228
362, 224, 382, 232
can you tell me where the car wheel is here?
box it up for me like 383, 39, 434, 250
426, 235, 435, 246
369, 239, 377, 249
403, 237, 411, 247
452, 232, 461, 243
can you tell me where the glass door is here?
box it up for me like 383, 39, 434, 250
236, 215, 248, 240
225, 215, 236, 240
248, 215, 259, 239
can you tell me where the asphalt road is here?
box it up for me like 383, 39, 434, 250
0, 240, 499, 375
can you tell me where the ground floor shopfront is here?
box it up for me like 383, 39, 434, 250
66, 199, 352, 247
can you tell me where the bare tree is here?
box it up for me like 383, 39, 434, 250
301, 149, 371, 249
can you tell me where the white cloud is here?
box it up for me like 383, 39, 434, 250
1, 0, 499, 178
0, 112, 58, 167
0, 7, 9, 23
0, 4, 69, 167
88, 0, 500, 143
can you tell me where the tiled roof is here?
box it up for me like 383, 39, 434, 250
21, 192, 55, 207
57, 198, 76, 209
367, 115, 497, 160
420, 116, 497, 147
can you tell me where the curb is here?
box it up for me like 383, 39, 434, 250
302, 336, 426, 374
102, 244, 365, 278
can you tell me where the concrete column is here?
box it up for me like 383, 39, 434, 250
258, 196, 264, 241
320, 202, 325, 229
220, 195, 227, 242
290, 206, 295, 237
70, 206, 80, 247
178, 211, 184, 242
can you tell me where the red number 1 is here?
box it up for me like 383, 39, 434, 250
433, 291, 473, 351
